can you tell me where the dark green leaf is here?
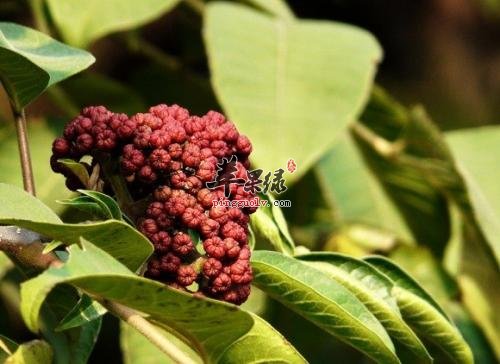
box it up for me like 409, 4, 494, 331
365, 257, 472, 363
57, 160, 90, 188
354, 105, 451, 257
251, 250, 398, 363
0, 22, 94, 110
298, 252, 431, 362
77, 190, 122, 220
56, 196, 107, 220
56, 294, 106, 331
365, 256, 448, 318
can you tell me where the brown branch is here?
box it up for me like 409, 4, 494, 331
0, 226, 60, 272
13, 109, 36, 195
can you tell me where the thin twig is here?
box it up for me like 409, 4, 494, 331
101, 300, 196, 364
13, 109, 36, 195
184, 0, 205, 15
350, 122, 405, 158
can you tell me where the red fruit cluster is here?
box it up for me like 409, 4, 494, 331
50, 104, 257, 305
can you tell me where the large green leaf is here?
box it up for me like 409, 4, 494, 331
46, 0, 181, 48
366, 257, 473, 364
5, 340, 52, 364
251, 250, 398, 363
0, 182, 60, 223
316, 133, 412, 241
0, 22, 94, 110
0, 120, 73, 213
204, 2, 382, 183
0, 183, 152, 271
298, 252, 431, 362
21, 240, 305, 364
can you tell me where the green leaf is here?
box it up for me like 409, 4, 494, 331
42, 240, 64, 254
0, 22, 94, 110
365, 257, 473, 363
393, 287, 473, 364
250, 194, 294, 255
204, 2, 382, 183
21, 240, 305, 363
5, 340, 52, 364
298, 252, 432, 362
446, 126, 500, 267
120, 322, 202, 364
57, 196, 108, 220
354, 103, 451, 257
46, 0, 181, 48
0, 184, 152, 271
316, 132, 413, 241
77, 190, 122, 220
448, 302, 498, 364
0, 218, 152, 272
41, 285, 102, 364
0, 183, 60, 223
0, 120, 73, 213
57, 160, 90, 188
364, 256, 448, 319
458, 274, 500, 361
251, 250, 399, 363
56, 294, 106, 331
389, 246, 459, 306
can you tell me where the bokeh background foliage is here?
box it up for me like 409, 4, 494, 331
0, 0, 499, 363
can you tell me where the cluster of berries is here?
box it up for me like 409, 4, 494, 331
51, 104, 257, 304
